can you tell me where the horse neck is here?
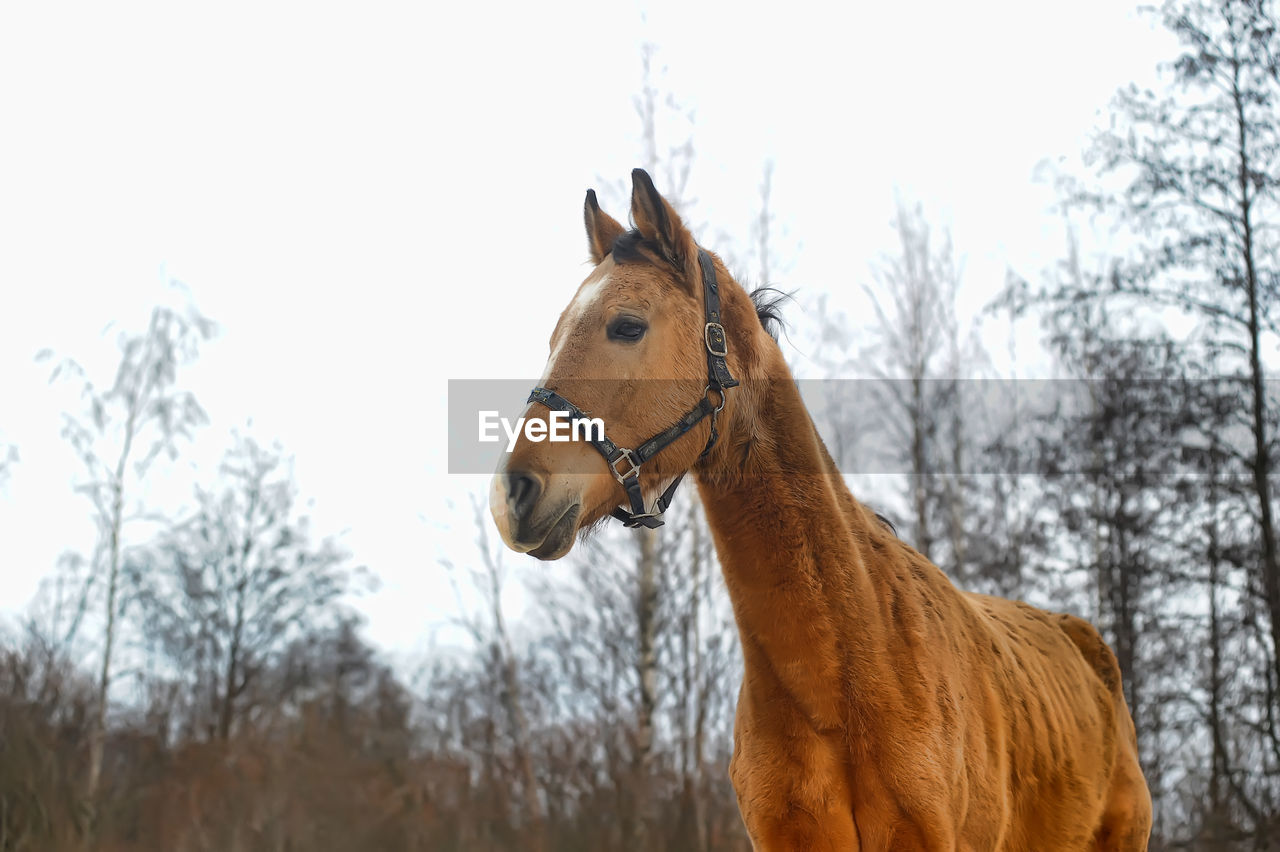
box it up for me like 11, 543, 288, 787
694, 336, 905, 728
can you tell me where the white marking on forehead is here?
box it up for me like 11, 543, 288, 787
537, 266, 611, 385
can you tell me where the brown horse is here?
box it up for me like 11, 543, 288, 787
490, 169, 1151, 851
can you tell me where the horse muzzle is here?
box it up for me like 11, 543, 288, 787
489, 469, 581, 560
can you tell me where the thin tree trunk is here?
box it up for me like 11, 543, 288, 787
86, 477, 124, 802
218, 587, 245, 741
911, 374, 932, 561
219, 494, 258, 741
676, 514, 710, 852
1207, 469, 1230, 843
487, 562, 544, 851
691, 517, 709, 852
1114, 506, 1139, 726
85, 311, 160, 830
85, 402, 141, 843
946, 377, 965, 579
632, 527, 659, 851
1233, 59, 1280, 719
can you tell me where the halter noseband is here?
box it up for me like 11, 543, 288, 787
526, 248, 739, 529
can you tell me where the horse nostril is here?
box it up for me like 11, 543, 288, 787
506, 470, 542, 519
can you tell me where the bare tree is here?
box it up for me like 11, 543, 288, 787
860, 200, 964, 564
991, 3, 1280, 838
42, 303, 213, 821
133, 433, 364, 743
1063, 0, 1280, 743
443, 496, 546, 852
0, 626, 96, 852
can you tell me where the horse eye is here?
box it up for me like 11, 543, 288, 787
608, 317, 648, 342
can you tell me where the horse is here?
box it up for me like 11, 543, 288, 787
489, 168, 1152, 851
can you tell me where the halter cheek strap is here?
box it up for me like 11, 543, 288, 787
526, 248, 738, 529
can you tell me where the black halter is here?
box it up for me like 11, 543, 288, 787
527, 249, 739, 529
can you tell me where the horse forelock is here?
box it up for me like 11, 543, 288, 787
611, 228, 789, 343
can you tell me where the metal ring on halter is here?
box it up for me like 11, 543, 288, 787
704, 384, 727, 414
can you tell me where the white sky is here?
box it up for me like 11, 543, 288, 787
0, 1, 1175, 653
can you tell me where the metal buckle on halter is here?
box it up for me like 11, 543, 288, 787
624, 510, 663, 527
609, 449, 641, 483
704, 322, 728, 358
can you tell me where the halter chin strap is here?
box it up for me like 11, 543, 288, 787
527, 248, 739, 529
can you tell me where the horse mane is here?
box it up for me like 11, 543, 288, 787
609, 229, 789, 342
873, 512, 898, 537
748, 286, 788, 342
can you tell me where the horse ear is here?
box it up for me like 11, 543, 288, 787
630, 168, 696, 271
584, 189, 626, 265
